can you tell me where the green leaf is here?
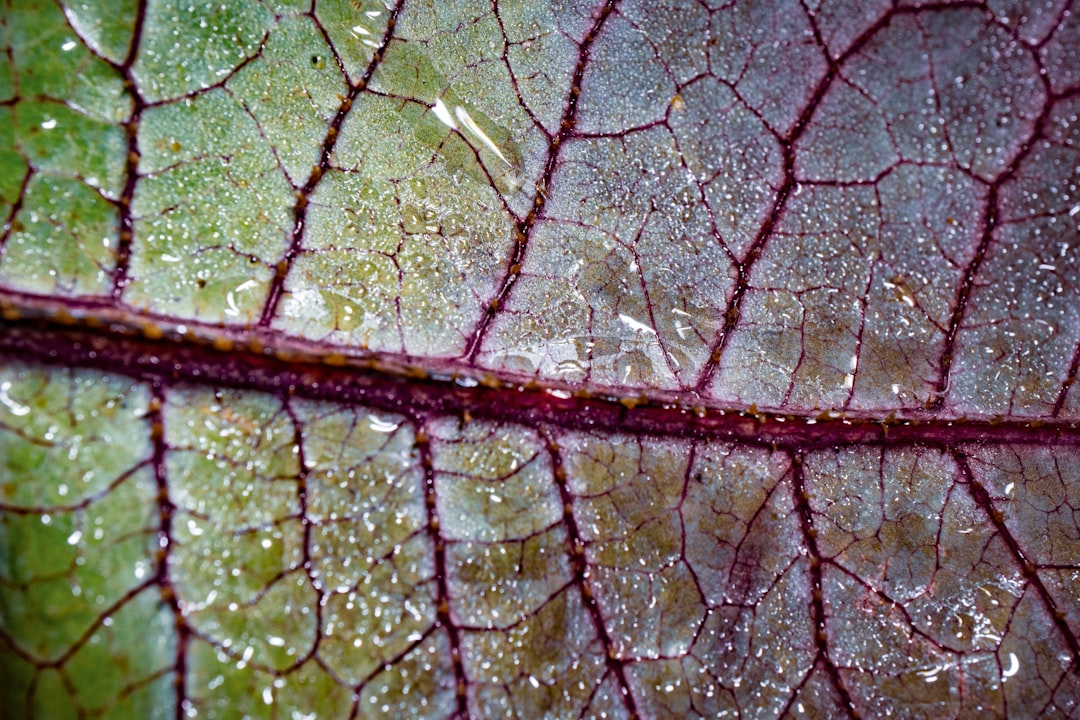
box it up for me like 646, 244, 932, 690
3, 0, 1080, 717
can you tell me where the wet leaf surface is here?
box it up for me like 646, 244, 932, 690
1, 0, 1080, 717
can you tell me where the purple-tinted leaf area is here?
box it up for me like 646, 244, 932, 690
1, 0, 1080, 718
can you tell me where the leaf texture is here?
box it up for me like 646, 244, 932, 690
1, 0, 1080, 717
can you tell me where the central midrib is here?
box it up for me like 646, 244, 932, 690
0, 291, 1075, 451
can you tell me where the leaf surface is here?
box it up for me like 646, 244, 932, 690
1, 0, 1080, 717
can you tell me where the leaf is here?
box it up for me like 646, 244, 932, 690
1, 0, 1080, 717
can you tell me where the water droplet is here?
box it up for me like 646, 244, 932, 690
0, 382, 30, 416
1002, 652, 1020, 679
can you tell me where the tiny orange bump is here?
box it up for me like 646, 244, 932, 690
509, 263, 521, 275
582, 583, 594, 602
150, 420, 164, 441
147, 396, 162, 413
692, 405, 707, 418
479, 374, 501, 389
429, 516, 440, 531
456, 682, 467, 699
1, 305, 20, 321
273, 347, 300, 362
340, 96, 352, 111
414, 428, 428, 444
324, 352, 346, 367
54, 308, 75, 325
462, 409, 473, 424
619, 396, 640, 410
127, 150, 140, 165
212, 335, 234, 353
325, 126, 337, 140
247, 336, 264, 354
554, 466, 567, 482
488, 298, 500, 313
563, 503, 574, 518
670, 94, 685, 111
808, 555, 820, 568
142, 322, 164, 340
